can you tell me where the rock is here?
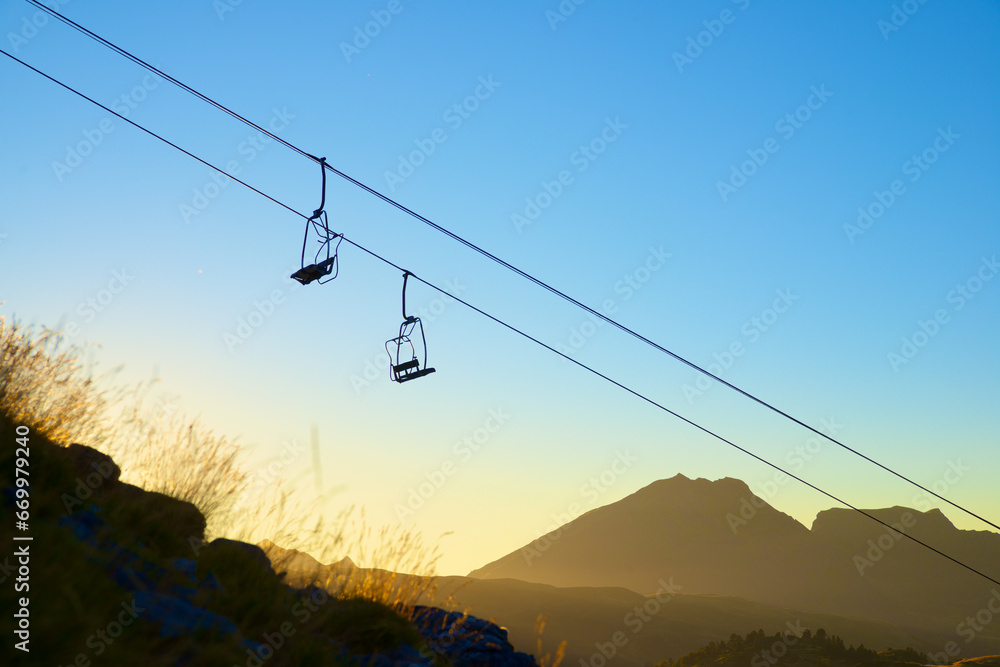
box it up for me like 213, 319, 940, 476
206, 537, 272, 571
65, 442, 120, 485
114, 482, 207, 546
411, 606, 538, 666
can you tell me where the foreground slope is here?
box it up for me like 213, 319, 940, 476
0, 415, 536, 666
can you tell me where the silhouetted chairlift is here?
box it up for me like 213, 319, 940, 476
385, 271, 436, 383
291, 156, 342, 285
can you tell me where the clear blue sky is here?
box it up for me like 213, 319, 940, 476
1, 0, 998, 575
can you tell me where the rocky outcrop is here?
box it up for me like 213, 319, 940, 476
411, 606, 538, 667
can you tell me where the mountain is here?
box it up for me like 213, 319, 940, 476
469, 474, 1000, 657
470, 474, 814, 602
259, 538, 332, 572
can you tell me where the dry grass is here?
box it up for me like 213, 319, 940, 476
535, 615, 567, 667
110, 387, 248, 535
333, 510, 443, 609
0, 315, 441, 609
0, 316, 248, 533
0, 317, 122, 450
261, 505, 444, 616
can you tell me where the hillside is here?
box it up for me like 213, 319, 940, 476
469, 474, 1000, 658
264, 540, 945, 667
658, 628, 1000, 667
655, 627, 931, 667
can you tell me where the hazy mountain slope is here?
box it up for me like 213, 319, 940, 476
806, 505, 1000, 626
432, 576, 939, 667
263, 541, 940, 667
468, 474, 1000, 655
470, 474, 817, 603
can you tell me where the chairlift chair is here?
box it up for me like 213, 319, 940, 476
290, 156, 341, 285
385, 272, 436, 383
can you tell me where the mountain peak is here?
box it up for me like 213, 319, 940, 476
258, 540, 325, 574
810, 504, 957, 536
469, 471, 811, 594
639, 473, 756, 496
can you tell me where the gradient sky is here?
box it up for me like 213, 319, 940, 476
1, 1, 998, 575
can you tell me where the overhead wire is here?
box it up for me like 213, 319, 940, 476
357, 243, 1000, 589
22, 0, 318, 163
21, 0, 1000, 534
2, 44, 998, 589
0, 51, 302, 220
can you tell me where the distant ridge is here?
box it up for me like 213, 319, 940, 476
469, 474, 1000, 657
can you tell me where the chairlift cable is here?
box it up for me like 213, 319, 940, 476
23, 0, 997, 533
4, 45, 998, 587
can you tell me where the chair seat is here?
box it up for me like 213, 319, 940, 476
396, 367, 436, 382
394, 359, 421, 373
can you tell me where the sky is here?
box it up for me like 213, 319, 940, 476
1, 0, 998, 576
